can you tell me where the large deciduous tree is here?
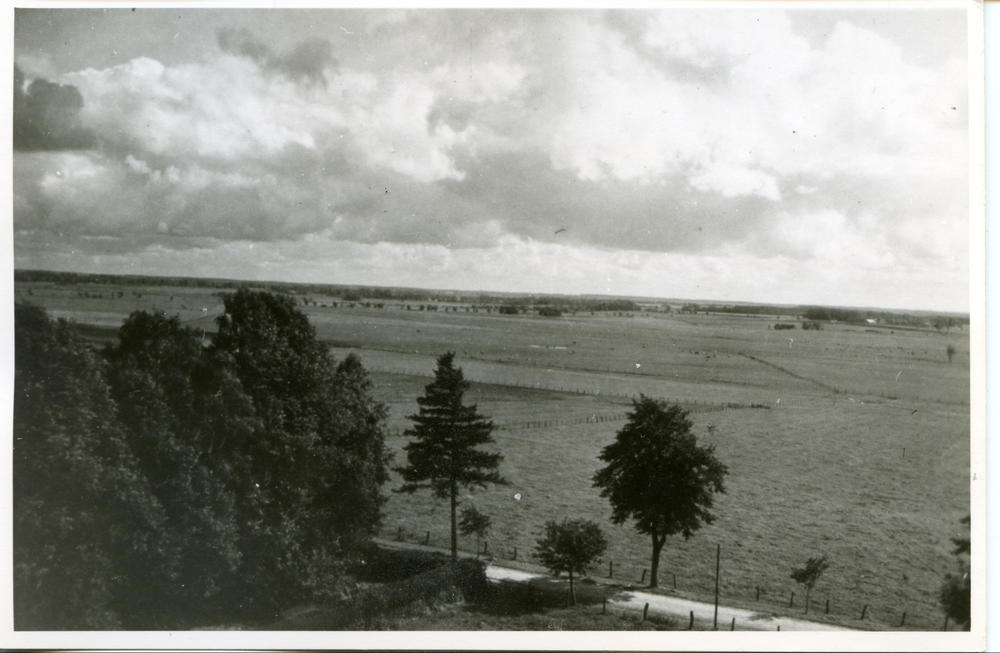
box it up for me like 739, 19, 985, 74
396, 352, 507, 561
14, 291, 392, 629
593, 397, 728, 588
212, 289, 391, 609
104, 310, 257, 626
534, 518, 607, 605
14, 303, 167, 629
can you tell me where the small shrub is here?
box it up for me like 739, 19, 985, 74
353, 559, 488, 628
774, 323, 796, 330
791, 554, 830, 614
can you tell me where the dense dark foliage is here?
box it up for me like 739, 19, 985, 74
13, 292, 391, 629
593, 397, 727, 589
352, 558, 488, 628
939, 515, 971, 630
396, 352, 507, 561
14, 304, 166, 629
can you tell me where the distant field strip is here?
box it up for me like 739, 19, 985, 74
325, 338, 798, 389
737, 351, 968, 406
463, 403, 771, 433
365, 362, 777, 416
736, 352, 838, 392
332, 346, 807, 406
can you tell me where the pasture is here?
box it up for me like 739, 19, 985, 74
14, 278, 971, 630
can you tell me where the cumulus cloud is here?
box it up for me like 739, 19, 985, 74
13, 65, 96, 151
217, 27, 337, 86
12, 8, 971, 310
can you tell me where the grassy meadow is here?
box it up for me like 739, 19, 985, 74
14, 279, 971, 630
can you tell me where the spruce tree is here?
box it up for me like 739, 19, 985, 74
396, 352, 507, 560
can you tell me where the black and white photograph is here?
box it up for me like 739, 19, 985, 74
4, 2, 985, 650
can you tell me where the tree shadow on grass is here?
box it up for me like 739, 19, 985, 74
468, 576, 630, 617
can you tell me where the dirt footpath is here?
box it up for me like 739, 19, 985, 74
374, 538, 856, 631
486, 565, 853, 632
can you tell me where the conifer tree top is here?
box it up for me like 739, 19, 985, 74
396, 351, 507, 498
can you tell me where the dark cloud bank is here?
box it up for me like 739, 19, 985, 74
14, 64, 96, 152
216, 28, 337, 86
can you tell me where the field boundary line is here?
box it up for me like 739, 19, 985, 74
366, 364, 776, 425
736, 352, 838, 393
326, 341, 797, 389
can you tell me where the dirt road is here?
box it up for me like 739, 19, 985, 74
374, 539, 855, 631
486, 566, 853, 632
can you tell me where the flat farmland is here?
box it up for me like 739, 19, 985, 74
15, 279, 971, 630
306, 305, 969, 407
15, 282, 225, 341
377, 382, 969, 631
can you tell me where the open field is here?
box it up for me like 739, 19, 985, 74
14, 278, 971, 630
376, 380, 967, 631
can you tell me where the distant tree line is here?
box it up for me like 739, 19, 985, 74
686, 303, 804, 316
14, 291, 391, 630
802, 306, 969, 329
17, 269, 968, 329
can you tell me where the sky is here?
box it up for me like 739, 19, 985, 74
11, 5, 973, 312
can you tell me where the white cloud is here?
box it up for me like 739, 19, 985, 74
13, 9, 971, 311
690, 165, 781, 201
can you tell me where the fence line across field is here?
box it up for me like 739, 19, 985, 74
378, 525, 948, 631
368, 364, 785, 413
331, 343, 966, 407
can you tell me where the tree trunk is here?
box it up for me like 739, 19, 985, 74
650, 533, 664, 589
450, 476, 458, 562
569, 566, 576, 606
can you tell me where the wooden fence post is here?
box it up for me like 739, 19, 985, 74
860, 604, 868, 620
643, 603, 649, 621
397, 526, 402, 541
731, 617, 735, 631
513, 546, 517, 560
756, 586, 760, 601
713, 544, 721, 630
640, 569, 646, 584
825, 599, 830, 614
425, 531, 430, 545
688, 611, 694, 630
673, 573, 677, 589
899, 611, 906, 627
789, 592, 794, 608
608, 560, 613, 578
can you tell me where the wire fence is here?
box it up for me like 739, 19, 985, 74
368, 364, 777, 420
377, 525, 952, 631
736, 352, 969, 407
